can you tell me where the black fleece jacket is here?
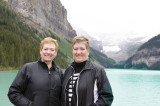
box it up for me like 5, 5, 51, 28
8, 59, 63, 106
61, 60, 113, 106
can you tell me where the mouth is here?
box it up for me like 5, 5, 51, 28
44, 55, 52, 58
75, 55, 82, 58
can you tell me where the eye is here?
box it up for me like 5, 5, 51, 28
51, 49, 55, 51
44, 48, 48, 50
81, 48, 85, 50
73, 48, 78, 51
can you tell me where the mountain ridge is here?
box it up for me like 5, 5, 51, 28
125, 34, 160, 70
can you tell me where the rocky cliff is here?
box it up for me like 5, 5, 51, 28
125, 34, 160, 70
3, 0, 76, 40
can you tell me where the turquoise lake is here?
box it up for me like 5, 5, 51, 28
0, 69, 160, 106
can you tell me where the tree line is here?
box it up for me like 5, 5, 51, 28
0, 0, 70, 70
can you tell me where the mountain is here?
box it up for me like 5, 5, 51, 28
125, 34, 160, 70
0, 0, 115, 70
91, 32, 148, 62
73, 27, 103, 51
0, 0, 73, 69
3, 0, 76, 40
104, 39, 143, 62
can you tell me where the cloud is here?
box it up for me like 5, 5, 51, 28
103, 45, 121, 52
61, 0, 160, 40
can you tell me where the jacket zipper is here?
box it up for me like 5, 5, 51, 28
76, 69, 83, 106
76, 68, 91, 106
64, 66, 91, 106
49, 69, 51, 74
76, 76, 79, 106
64, 66, 75, 106
48, 69, 51, 106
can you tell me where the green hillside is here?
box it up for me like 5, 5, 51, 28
0, 0, 71, 70
89, 48, 115, 68
0, 0, 115, 70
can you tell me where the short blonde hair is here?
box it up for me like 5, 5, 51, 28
40, 37, 58, 52
72, 36, 90, 50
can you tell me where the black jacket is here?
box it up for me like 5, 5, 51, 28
61, 60, 113, 106
8, 59, 63, 106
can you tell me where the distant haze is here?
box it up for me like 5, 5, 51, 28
61, 0, 160, 52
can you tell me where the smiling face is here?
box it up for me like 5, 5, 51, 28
40, 43, 57, 63
72, 42, 90, 63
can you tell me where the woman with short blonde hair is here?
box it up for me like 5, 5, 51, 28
8, 37, 63, 106
61, 36, 114, 106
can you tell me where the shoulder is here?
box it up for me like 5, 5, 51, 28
53, 64, 63, 75
65, 65, 72, 71
88, 61, 107, 78
23, 61, 37, 67
65, 62, 74, 71
63, 64, 74, 76
89, 61, 104, 71
51, 61, 63, 72
23, 61, 38, 68
56, 66, 63, 73
20, 61, 38, 73
64, 65, 72, 73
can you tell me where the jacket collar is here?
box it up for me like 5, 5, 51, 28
71, 59, 94, 71
38, 58, 59, 69
83, 59, 94, 70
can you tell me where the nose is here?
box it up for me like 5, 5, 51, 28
46, 50, 51, 54
76, 49, 81, 54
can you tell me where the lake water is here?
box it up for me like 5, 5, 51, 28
0, 69, 160, 106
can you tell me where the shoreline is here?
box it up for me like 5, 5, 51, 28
0, 67, 19, 71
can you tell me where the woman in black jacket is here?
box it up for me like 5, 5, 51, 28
61, 36, 113, 106
8, 37, 63, 106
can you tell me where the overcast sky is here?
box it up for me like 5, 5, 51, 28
61, 0, 160, 34
60, 0, 160, 51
